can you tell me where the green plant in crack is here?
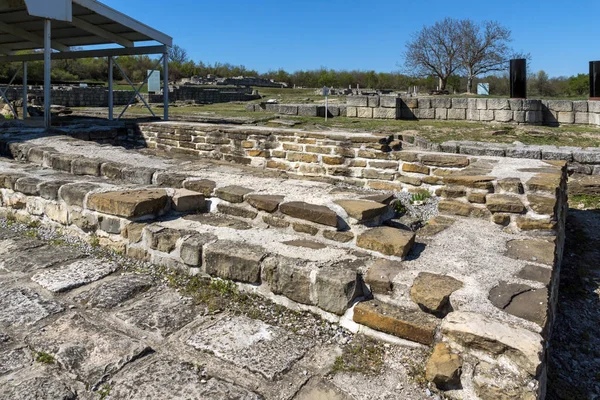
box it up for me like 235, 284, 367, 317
330, 335, 384, 375
410, 190, 431, 205
393, 200, 407, 216
97, 384, 111, 400
34, 351, 55, 364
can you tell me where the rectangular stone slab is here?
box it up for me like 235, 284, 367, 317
279, 202, 338, 227
87, 189, 169, 218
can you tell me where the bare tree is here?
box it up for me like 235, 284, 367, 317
402, 18, 462, 91
458, 20, 515, 94
168, 45, 189, 64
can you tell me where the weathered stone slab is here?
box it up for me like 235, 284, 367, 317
473, 361, 537, 400
0, 376, 78, 400
172, 189, 206, 213
76, 275, 153, 309
107, 356, 262, 400
262, 255, 315, 305
38, 180, 70, 200
425, 343, 462, 389
517, 264, 552, 286
280, 201, 338, 227
410, 272, 463, 317
59, 183, 101, 207
0, 288, 63, 327
569, 174, 600, 196
186, 315, 313, 380
505, 239, 555, 265
441, 311, 543, 375
155, 172, 187, 188
282, 239, 327, 250
87, 189, 168, 218
49, 153, 81, 172
100, 161, 127, 180
121, 167, 157, 185
204, 241, 265, 283
215, 185, 253, 203
145, 225, 181, 253
31, 259, 118, 293
180, 233, 216, 266
71, 158, 103, 176
0, 244, 85, 273
526, 173, 561, 193
442, 175, 495, 190
353, 300, 438, 345
316, 263, 365, 315
183, 179, 217, 197
116, 290, 198, 337
0, 172, 26, 190
364, 259, 403, 294
335, 200, 388, 222
357, 227, 415, 257
217, 203, 258, 219
498, 178, 524, 194
25, 313, 150, 387
184, 214, 252, 230
295, 378, 352, 400
527, 194, 557, 215
420, 154, 469, 168
246, 194, 284, 213
14, 177, 42, 195
486, 194, 526, 214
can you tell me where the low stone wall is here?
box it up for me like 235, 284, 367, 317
347, 95, 600, 127
1, 85, 259, 108
246, 103, 347, 118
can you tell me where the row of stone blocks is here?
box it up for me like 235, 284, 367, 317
347, 95, 600, 126
246, 103, 347, 117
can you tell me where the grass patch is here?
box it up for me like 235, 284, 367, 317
330, 335, 384, 375
23, 229, 39, 238
34, 351, 55, 364
89, 235, 100, 248
97, 384, 111, 400
571, 194, 600, 210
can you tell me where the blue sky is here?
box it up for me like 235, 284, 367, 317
102, 0, 598, 78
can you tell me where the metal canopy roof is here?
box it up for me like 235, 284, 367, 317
0, 0, 172, 54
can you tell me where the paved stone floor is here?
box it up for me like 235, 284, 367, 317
0, 220, 433, 400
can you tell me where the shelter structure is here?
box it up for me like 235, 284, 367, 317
0, 0, 173, 128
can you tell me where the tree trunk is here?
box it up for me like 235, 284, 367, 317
439, 77, 446, 91
467, 76, 474, 94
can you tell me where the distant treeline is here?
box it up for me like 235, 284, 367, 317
0, 54, 589, 98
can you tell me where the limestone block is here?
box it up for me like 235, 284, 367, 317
261, 255, 315, 305
418, 98, 431, 108
447, 108, 466, 120
364, 259, 403, 294
357, 227, 415, 258
183, 179, 216, 197
420, 154, 469, 168
334, 200, 388, 221
180, 232, 216, 266
44, 203, 69, 224
121, 167, 158, 185
487, 98, 510, 110
486, 194, 526, 213
316, 264, 365, 315
49, 153, 81, 173
513, 111, 526, 123
100, 162, 127, 180
425, 343, 462, 389
415, 108, 435, 119
575, 112, 590, 124
373, 107, 397, 119
346, 106, 357, 118
87, 189, 169, 218
380, 96, 400, 108
357, 107, 373, 118
297, 104, 318, 117
204, 240, 265, 283
59, 183, 101, 207
410, 272, 463, 317
525, 111, 543, 123
72, 158, 103, 176
145, 225, 181, 253
509, 99, 523, 111
215, 185, 253, 203
431, 98, 451, 108
546, 99, 573, 112
435, 108, 448, 120
280, 201, 338, 227
467, 109, 480, 121
479, 110, 494, 121
451, 98, 468, 109
476, 98, 487, 110
246, 194, 284, 213
573, 100, 588, 112
155, 172, 187, 188
495, 110, 513, 123
278, 105, 298, 115
522, 99, 542, 111
346, 96, 369, 107
172, 189, 206, 213
14, 177, 41, 196
367, 96, 380, 107
557, 111, 575, 124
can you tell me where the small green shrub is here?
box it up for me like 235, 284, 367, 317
34, 351, 55, 364
410, 190, 431, 205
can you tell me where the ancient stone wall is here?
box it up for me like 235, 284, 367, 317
246, 103, 347, 118
347, 95, 600, 127
1, 85, 259, 108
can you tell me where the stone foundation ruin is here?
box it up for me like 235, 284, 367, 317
0, 121, 572, 398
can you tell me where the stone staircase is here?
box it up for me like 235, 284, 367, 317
0, 130, 570, 399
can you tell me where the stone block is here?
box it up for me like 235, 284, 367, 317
431, 98, 451, 108
14, 177, 41, 195
522, 100, 542, 111
44, 203, 69, 224
573, 100, 588, 112
367, 96, 380, 107
426, 343, 462, 389
121, 167, 157, 185
38, 180, 69, 201
420, 154, 469, 168
71, 158, 103, 176
353, 300, 438, 345
525, 111, 543, 123
467, 109, 480, 121
204, 240, 265, 283
373, 107, 397, 119
476, 98, 487, 110
447, 108, 466, 120
575, 112, 590, 124
487, 98, 510, 110
87, 189, 169, 218
217, 203, 258, 219
278, 105, 298, 115
183, 179, 216, 197
49, 153, 80, 173
316, 264, 365, 315
479, 110, 494, 121
346, 106, 357, 118
589, 101, 600, 113
411, 272, 463, 317
357, 227, 415, 257
418, 98, 431, 108
172, 189, 206, 213
357, 107, 373, 118
451, 98, 468, 109
486, 194, 526, 213
494, 110, 513, 123
364, 259, 403, 294
155, 172, 187, 188
100, 162, 127, 180
262, 255, 315, 305
280, 201, 338, 227
99, 215, 122, 234
59, 183, 100, 207
435, 108, 448, 120
215, 185, 253, 203
246, 194, 284, 213
546, 100, 573, 112
297, 104, 318, 117
415, 108, 435, 119
505, 146, 542, 159
513, 111, 526, 123
557, 111, 575, 124
380, 96, 400, 108
347, 96, 368, 107
180, 233, 216, 266
508, 99, 523, 111
334, 200, 388, 222
572, 150, 600, 163
145, 225, 181, 253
